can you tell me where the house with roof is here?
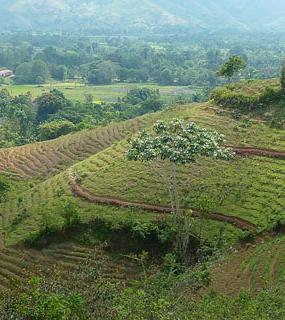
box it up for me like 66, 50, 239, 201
0, 69, 13, 78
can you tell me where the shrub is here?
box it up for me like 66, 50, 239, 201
60, 200, 81, 228
187, 289, 285, 320
259, 86, 282, 103
211, 87, 258, 110
1, 277, 86, 320
39, 119, 75, 140
0, 175, 10, 201
211, 84, 282, 111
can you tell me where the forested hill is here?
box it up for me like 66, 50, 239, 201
1, 0, 285, 33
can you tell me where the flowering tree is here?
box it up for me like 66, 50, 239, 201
127, 119, 234, 260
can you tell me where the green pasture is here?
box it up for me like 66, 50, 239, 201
2, 82, 196, 102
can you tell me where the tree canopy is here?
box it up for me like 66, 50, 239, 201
127, 119, 234, 164
218, 56, 246, 81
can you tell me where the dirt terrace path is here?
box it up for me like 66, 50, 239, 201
232, 146, 285, 159
68, 171, 257, 231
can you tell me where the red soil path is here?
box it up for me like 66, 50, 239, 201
232, 146, 285, 159
68, 171, 257, 231
66, 145, 285, 231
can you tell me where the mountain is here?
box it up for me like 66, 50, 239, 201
1, 0, 285, 32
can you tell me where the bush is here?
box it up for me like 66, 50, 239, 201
114, 288, 172, 320
0, 175, 10, 201
187, 289, 285, 320
0, 277, 86, 320
39, 119, 75, 140
60, 200, 81, 228
113, 262, 211, 320
211, 87, 258, 110
211, 84, 282, 111
123, 88, 160, 105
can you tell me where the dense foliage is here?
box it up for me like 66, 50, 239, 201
211, 77, 285, 128
0, 31, 285, 88
2, 255, 285, 320
127, 119, 233, 164
0, 87, 163, 147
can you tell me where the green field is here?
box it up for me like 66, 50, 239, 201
2, 82, 196, 102
209, 235, 285, 295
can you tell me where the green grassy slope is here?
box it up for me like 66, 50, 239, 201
0, 110, 161, 178
0, 103, 284, 179
208, 235, 285, 295
0, 101, 284, 244
75, 144, 285, 228
0, 241, 144, 292
1, 153, 242, 246
0, 79, 284, 295
222, 79, 279, 96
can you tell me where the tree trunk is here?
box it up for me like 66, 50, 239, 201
171, 162, 180, 217
150, 161, 175, 213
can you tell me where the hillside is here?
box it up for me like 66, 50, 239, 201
0, 79, 284, 318
0, 102, 284, 179
208, 234, 285, 295
0, 96, 284, 245
1, 0, 285, 32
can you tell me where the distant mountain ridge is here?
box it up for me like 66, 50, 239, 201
1, 0, 285, 32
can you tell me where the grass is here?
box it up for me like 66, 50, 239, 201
0, 78, 284, 244
0, 79, 284, 294
72, 139, 285, 228
0, 103, 284, 180
0, 101, 283, 245
0, 240, 145, 292
2, 82, 196, 102
1, 100, 285, 243
0, 165, 242, 246
224, 78, 280, 97
208, 235, 285, 295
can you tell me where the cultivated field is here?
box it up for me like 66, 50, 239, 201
2, 82, 196, 102
0, 241, 144, 292
0, 102, 284, 245
208, 235, 285, 295
0, 80, 284, 293
0, 104, 284, 179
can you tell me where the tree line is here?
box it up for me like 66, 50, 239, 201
0, 87, 163, 147
0, 32, 284, 87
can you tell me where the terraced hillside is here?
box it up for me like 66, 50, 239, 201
2, 158, 244, 247
0, 241, 143, 292
0, 103, 285, 179
208, 235, 285, 295
0, 100, 284, 240
1, 135, 284, 244
0, 105, 196, 178
71, 144, 285, 228
0, 87, 284, 295
0, 116, 150, 178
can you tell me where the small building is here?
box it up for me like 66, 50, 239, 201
0, 69, 13, 78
